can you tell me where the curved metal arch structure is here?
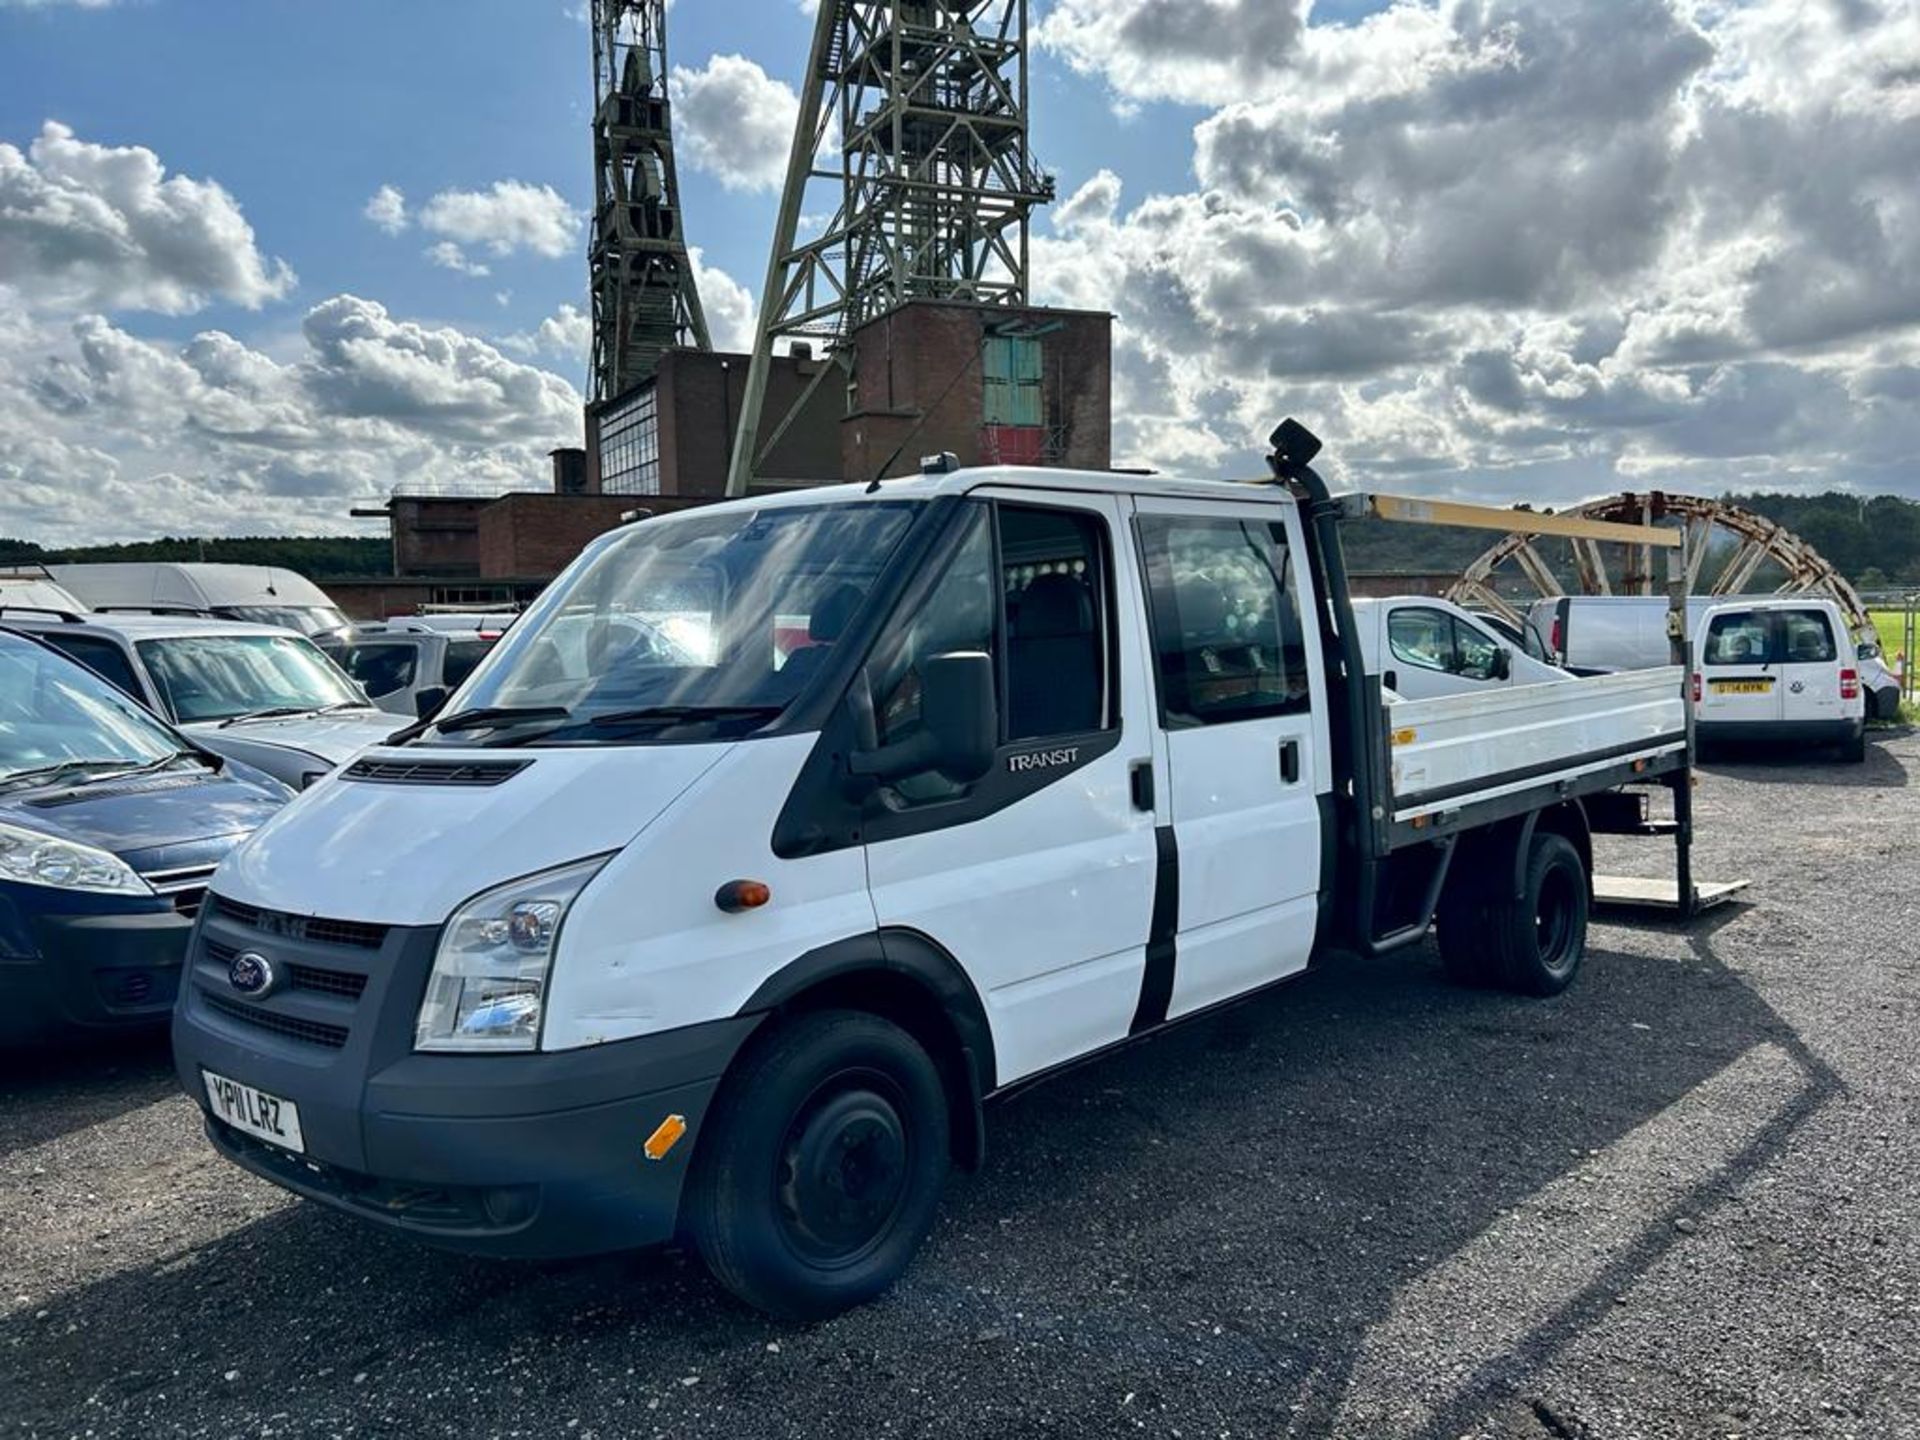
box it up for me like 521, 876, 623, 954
1447, 492, 1875, 639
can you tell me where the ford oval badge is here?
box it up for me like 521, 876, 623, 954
229, 951, 277, 999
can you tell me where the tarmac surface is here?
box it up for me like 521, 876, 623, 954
3, 732, 1916, 1439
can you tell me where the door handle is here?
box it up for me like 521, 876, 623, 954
1129, 760, 1155, 812
1280, 738, 1300, 785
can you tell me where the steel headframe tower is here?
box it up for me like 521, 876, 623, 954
589, 0, 709, 405
726, 0, 1055, 496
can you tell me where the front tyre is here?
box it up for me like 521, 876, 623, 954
1488, 832, 1590, 997
687, 1010, 950, 1319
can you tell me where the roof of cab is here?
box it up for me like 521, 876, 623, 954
688, 466, 1291, 515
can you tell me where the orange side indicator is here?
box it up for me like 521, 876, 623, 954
715, 880, 773, 914
644, 1114, 688, 1162
1392, 728, 1418, 748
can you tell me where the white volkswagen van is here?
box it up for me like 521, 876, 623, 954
1694, 598, 1867, 761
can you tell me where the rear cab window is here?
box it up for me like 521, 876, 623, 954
1780, 610, 1837, 664
1135, 514, 1310, 726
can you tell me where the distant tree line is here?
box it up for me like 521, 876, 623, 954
0, 535, 391, 581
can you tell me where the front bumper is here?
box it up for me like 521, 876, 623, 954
172, 897, 759, 1259
0, 891, 189, 1044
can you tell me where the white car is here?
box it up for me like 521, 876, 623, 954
171, 434, 1696, 1318
1694, 597, 1868, 762
2, 614, 401, 789
1349, 596, 1573, 700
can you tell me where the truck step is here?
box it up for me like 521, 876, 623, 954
1592, 875, 1750, 913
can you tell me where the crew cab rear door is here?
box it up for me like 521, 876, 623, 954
1130, 497, 1329, 1020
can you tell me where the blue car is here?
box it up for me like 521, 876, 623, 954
0, 628, 289, 1046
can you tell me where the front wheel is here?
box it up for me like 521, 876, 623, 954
1487, 832, 1590, 996
687, 1009, 951, 1319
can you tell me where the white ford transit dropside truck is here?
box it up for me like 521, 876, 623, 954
173, 423, 1693, 1317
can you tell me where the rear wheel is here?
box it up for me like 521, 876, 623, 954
687, 1010, 950, 1319
1486, 832, 1589, 996
1435, 886, 1500, 988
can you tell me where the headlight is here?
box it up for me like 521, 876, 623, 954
0, 820, 151, 896
415, 857, 609, 1053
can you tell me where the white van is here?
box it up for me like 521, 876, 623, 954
172, 429, 1693, 1317
46, 564, 352, 645
1348, 597, 1571, 700
1531, 594, 1900, 719
1694, 598, 1867, 761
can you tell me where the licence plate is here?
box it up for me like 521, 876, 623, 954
1712, 679, 1774, 695
203, 1070, 305, 1154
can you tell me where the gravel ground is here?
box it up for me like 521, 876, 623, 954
3, 733, 1917, 1440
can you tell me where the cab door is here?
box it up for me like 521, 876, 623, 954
1131, 498, 1329, 1021
1698, 607, 1782, 725
859, 493, 1161, 1085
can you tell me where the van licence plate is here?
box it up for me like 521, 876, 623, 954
203, 1070, 305, 1154
1712, 679, 1774, 695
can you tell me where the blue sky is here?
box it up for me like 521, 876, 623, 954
0, 0, 1228, 388
1, 0, 1914, 546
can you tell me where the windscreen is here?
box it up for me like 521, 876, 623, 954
0, 634, 184, 785
138, 634, 366, 723
434, 501, 918, 745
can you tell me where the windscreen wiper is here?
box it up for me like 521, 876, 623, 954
381, 704, 572, 747
217, 706, 318, 729
0, 758, 145, 794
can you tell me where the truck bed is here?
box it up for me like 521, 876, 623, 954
1382, 668, 1688, 837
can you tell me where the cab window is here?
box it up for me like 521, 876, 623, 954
1387, 608, 1456, 675
39, 634, 143, 700
1001, 505, 1111, 741
334, 642, 419, 699
1137, 515, 1310, 727
1704, 613, 1769, 667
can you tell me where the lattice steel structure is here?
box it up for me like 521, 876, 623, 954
589, 0, 709, 406
727, 0, 1055, 495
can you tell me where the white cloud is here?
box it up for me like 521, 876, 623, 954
363, 184, 408, 235
423, 240, 491, 278
501, 301, 592, 363
0, 121, 295, 316
1029, 0, 1920, 503
671, 54, 801, 193
416, 180, 582, 260
690, 248, 756, 353
0, 289, 585, 543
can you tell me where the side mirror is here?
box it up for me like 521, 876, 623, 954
1491, 647, 1513, 681
414, 685, 450, 722
848, 652, 997, 786
1858, 642, 1879, 662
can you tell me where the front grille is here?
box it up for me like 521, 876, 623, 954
289, 964, 368, 1000
342, 757, 530, 788
205, 940, 368, 1001
209, 896, 388, 951
170, 888, 209, 919
146, 865, 219, 920
201, 991, 349, 1050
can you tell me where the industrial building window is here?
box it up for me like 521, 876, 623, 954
982, 336, 1043, 427
597, 386, 662, 496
